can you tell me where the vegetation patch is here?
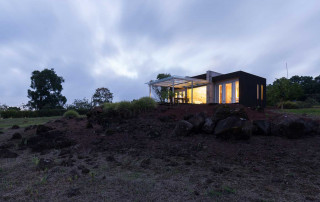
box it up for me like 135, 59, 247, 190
63, 110, 80, 118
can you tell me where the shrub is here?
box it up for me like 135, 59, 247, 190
132, 97, 157, 112
63, 110, 80, 118
305, 97, 319, 107
102, 103, 119, 112
115, 101, 133, 118
277, 101, 299, 109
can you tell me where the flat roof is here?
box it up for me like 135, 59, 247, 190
146, 75, 209, 88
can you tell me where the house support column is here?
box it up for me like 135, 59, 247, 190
172, 80, 175, 104
191, 81, 194, 104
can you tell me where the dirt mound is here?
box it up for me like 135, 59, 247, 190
23, 125, 75, 152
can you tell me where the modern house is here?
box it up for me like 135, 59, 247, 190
146, 70, 266, 108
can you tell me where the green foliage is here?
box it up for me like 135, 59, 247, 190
102, 97, 157, 118
32, 156, 40, 166
0, 109, 66, 118
103, 102, 119, 112
132, 97, 157, 112
68, 98, 92, 111
92, 87, 113, 106
277, 101, 299, 109
27, 68, 67, 110
63, 110, 80, 118
151, 73, 171, 103
267, 77, 303, 106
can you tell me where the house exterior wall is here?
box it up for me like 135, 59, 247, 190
212, 71, 266, 108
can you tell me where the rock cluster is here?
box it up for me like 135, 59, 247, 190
172, 106, 319, 140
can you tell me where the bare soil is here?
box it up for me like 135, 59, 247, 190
0, 105, 320, 201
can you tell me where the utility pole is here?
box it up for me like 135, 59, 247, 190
286, 62, 288, 79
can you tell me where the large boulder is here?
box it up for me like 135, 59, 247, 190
202, 118, 215, 134
253, 120, 271, 135
270, 115, 318, 139
188, 113, 205, 132
214, 116, 252, 140
172, 120, 193, 136
212, 106, 248, 123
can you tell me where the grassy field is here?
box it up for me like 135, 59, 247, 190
281, 107, 320, 116
0, 116, 60, 131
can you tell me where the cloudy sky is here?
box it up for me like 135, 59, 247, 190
1, 0, 320, 106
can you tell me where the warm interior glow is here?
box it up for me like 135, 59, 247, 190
257, 84, 259, 100
219, 84, 222, 104
235, 81, 239, 103
187, 86, 207, 104
261, 85, 263, 100
225, 83, 232, 103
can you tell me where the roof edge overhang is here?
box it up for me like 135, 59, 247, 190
146, 75, 209, 88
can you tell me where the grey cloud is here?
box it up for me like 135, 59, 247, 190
0, 0, 320, 106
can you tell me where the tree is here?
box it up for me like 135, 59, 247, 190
151, 73, 171, 103
266, 77, 303, 106
68, 98, 92, 110
27, 68, 67, 110
92, 87, 113, 106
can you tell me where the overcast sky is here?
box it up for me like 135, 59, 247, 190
1, 0, 320, 106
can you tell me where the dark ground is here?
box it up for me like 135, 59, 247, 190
0, 104, 320, 201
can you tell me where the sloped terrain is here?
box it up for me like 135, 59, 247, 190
0, 104, 320, 201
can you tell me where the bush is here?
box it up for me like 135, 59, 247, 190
277, 101, 299, 109
132, 97, 157, 112
305, 98, 319, 107
0, 109, 66, 118
102, 103, 119, 112
63, 110, 80, 118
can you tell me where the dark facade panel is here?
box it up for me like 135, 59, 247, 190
191, 73, 206, 80
212, 71, 266, 108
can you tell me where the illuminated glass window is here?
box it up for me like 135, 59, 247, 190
235, 81, 239, 103
257, 84, 259, 100
219, 84, 222, 104
261, 85, 263, 100
225, 83, 232, 103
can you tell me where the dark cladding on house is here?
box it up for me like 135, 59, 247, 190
146, 70, 266, 108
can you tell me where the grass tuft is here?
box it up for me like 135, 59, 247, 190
63, 110, 80, 118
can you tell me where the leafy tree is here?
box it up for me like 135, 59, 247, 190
0, 104, 8, 111
92, 87, 113, 106
151, 73, 171, 103
266, 77, 303, 106
68, 98, 92, 110
27, 68, 67, 110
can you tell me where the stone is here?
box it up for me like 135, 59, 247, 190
253, 120, 270, 135
202, 118, 215, 134
172, 120, 193, 136
66, 188, 81, 198
11, 125, 20, 129
188, 114, 205, 132
37, 158, 55, 171
214, 116, 242, 139
36, 125, 54, 135
140, 158, 151, 168
0, 149, 18, 158
147, 130, 161, 139
11, 132, 22, 140
214, 116, 252, 140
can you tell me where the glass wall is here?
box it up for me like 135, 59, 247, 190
216, 79, 239, 104
225, 83, 232, 103
219, 84, 222, 104
235, 81, 239, 103
187, 86, 207, 104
